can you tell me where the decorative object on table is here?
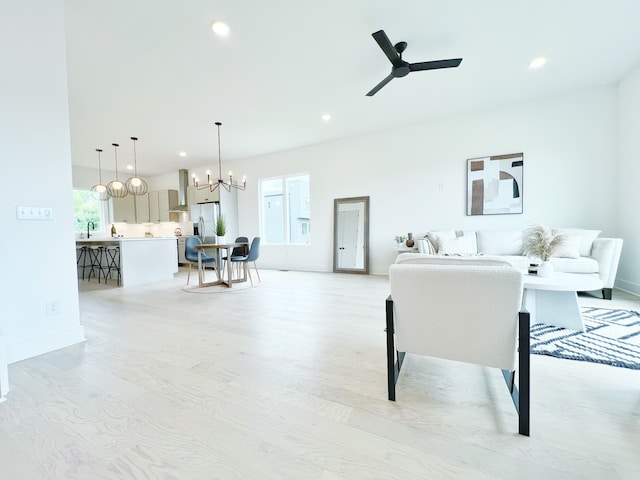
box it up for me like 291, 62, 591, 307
107, 143, 129, 198
394, 235, 406, 248
192, 122, 246, 192
522, 223, 571, 276
90, 148, 110, 201
530, 307, 640, 370
365, 29, 462, 97
216, 214, 226, 243
125, 136, 148, 196
467, 153, 523, 215
405, 233, 415, 248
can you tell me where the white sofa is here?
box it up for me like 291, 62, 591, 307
405, 228, 623, 299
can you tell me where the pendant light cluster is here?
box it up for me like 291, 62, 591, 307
91, 137, 148, 200
192, 122, 246, 192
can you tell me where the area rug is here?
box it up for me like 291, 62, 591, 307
530, 307, 640, 370
182, 279, 262, 294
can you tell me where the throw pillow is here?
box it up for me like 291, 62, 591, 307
553, 235, 581, 259
438, 234, 478, 255
426, 230, 456, 253
555, 228, 601, 257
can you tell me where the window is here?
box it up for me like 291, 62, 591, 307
73, 189, 108, 234
260, 174, 310, 245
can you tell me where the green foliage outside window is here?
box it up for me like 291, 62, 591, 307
73, 190, 102, 232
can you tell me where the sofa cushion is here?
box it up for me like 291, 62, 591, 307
477, 229, 523, 255
555, 228, 601, 257
550, 257, 599, 274
438, 233, 478, 255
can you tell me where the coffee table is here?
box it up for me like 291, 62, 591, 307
522, 272, 603, 332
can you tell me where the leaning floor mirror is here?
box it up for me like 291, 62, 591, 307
333, 196, 369, 274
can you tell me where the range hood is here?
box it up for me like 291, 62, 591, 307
168, 169, 190, 212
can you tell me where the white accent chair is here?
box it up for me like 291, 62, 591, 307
387, 256, 530, 435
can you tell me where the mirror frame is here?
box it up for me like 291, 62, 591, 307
333, 196, 369, 274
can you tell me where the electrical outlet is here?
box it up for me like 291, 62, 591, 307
46, 300, 60, 316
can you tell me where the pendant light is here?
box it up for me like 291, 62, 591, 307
126, 136, 148, 195
90, 148, 110, 201
192, 121, 246, 192
107, 143, 128, 198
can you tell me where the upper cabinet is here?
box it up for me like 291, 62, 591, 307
149, 189, 179, 222
135, 193, 150, 223
111, 196, 136, 223
188, 185, 220, 204
122, 190, 179, 224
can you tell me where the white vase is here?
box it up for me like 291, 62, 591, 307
538, 261, 553, 277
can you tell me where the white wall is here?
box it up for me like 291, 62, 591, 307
0, 0, 85, 363
616, 63, 640, 294
230, 86, 618, 275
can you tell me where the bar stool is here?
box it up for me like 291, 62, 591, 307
104, 245, 121, 286
76, 245, 90, 281
87, 245, 106, 283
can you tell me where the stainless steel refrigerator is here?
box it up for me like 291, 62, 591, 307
190, 202, 220, 242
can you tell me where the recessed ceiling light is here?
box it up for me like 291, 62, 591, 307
211, 21, 230, 37
126, 164, 133, 170
321, 114, 332, 122
529, 57, 547, 69
179, 152, 187, 157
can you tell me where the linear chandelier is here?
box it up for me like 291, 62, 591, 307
192, 121, 246, 192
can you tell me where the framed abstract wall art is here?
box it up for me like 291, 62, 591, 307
467, 153, 523, 215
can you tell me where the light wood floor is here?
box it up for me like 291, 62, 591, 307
1, 269, 639, 479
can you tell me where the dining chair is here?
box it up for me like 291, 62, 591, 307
184, 236, 216, 285
221, 236, 249, 280
231, 237, 261, 286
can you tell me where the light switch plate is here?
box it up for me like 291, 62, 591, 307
16, 206, 53, 220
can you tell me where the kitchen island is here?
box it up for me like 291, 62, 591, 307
76, 237, 178, 287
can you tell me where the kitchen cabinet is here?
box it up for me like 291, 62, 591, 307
111, 196, 136, 223
135, 193, 150, 223
149, 190, 179, 222
188, 185, 220, 204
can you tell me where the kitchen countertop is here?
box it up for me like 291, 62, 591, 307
77, 237, 178, 242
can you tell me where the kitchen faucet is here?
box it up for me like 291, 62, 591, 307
87, 221, 95, 239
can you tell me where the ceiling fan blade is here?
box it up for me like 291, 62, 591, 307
366, 73, 394, 96
372, 30, 400, 65
409, 58, 462, 71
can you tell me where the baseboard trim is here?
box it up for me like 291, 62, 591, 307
614, 279, 640, 297
6, 326, 86, 364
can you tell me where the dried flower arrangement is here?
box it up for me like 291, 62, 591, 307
522, 224, 570, 261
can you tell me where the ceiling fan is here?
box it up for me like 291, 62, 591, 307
366, 30, 462, 96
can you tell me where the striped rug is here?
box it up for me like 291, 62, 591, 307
530, 307, 640, 370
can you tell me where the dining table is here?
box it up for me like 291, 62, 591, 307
195, 242, 249, 288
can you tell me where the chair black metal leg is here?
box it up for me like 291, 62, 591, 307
386, 295, 396, 401
518, 310, 530, 436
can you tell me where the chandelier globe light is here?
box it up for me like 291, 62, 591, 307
106, 143, 129, 198
90, 148, 110, 201
192, 121, 246, 192
125, 136, 148, 195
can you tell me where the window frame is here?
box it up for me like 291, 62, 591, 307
73, 188, 109, 235
259, 173, 311, 246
